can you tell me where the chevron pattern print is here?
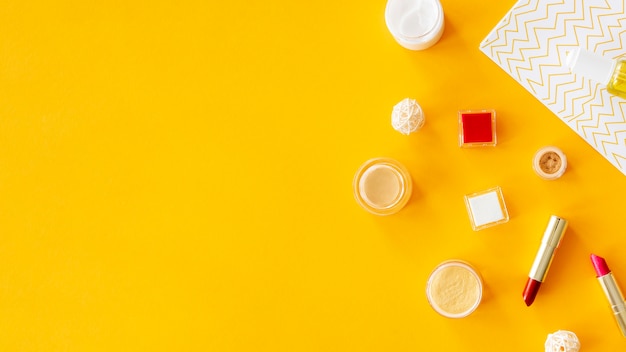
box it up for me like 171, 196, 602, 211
480, 0, 626, 175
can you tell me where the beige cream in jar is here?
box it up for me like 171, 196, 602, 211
426, 260, 483, 318
353, 158, 412, 216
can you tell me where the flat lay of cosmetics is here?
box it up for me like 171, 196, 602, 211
351, 0, 626, 349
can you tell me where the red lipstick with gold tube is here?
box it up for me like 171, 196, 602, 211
522, 215, 568, 306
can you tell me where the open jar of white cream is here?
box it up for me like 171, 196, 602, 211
385, 0, 445, 50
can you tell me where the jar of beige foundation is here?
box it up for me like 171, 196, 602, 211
353, 158, 412, 216
533, 146, 567, 180
426, 260, 483, 318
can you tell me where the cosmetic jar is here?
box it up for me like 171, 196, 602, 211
458, 109, 497, 147
533, 146, 567, 180
426, 260, 483, 318
353, 158, 412, 215
464, 186, 509, 231
385, 0, 445, 50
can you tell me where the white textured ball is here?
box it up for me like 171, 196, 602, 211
545, 330, 580, 352
391, 98, 424, 135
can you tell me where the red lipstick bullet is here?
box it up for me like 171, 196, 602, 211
522, 278, 541, 306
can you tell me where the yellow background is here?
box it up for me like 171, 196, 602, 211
1, 0, 625, 350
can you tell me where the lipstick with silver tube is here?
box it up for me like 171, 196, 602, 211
522, 215, 568, 306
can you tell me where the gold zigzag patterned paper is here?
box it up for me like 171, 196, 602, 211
480, 0, 626, 174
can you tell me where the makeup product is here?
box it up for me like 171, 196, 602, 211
590, 254, 626, 337
426, 260, 483, 318
458, 109, 497, 147
565, 47, 626, 99
533, 146, 567, 180
463, 186, 509, 231
544, 330, 580, 352
384, 0, 444, 50
353, 158, 412, 215
522, 215, 568, 306
391, 98, 425, 135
